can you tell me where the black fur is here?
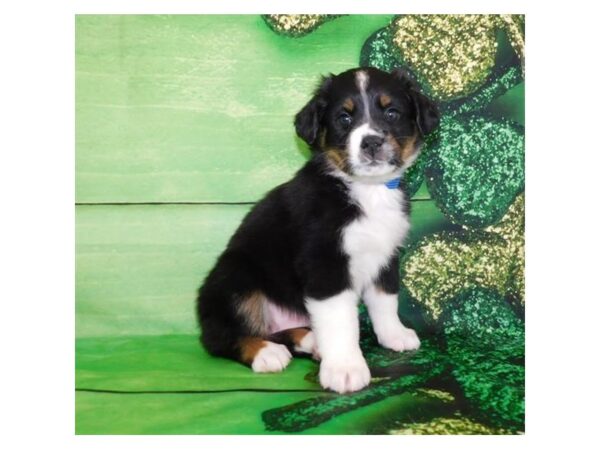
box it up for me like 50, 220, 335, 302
196, 67, 438, 364
197, 155, 365, 359
391, 68, 440, 135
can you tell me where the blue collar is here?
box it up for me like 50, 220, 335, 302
384, 177, 401, 189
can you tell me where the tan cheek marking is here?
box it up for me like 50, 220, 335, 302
239, 337, 267, 365
380, 94, 392, 108
388, 133, 418, 163
236, 291, 269, 336
387, 136, 403, 160
400, 134, 418, 162
343, 98, 354, 112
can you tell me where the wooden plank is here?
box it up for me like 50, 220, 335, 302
76, 334, 319, 392
76, 15, 396, 203
76, 390, 320, 434
76, 385, 448, 434
76, 201, 453, 337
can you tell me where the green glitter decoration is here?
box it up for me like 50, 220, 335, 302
262, 15, 340, 37
360, 27, 404, 73
261, 294, 525, 433
425, 114, 524, 228
485, 193, 525, 306
389, 415, 511, 435
402, 150, 426, 198
360, 28, 523, 116
262, 310, 452, 433
442, 288, 522, 342
442, 65, 523, 117
441, 288, 525, 431
401, 230, 514, 320
391, 15, 499, 102
262, 336, 450, 432
400, 193, 525, 320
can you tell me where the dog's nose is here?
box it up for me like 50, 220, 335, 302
361, 135, 384, 157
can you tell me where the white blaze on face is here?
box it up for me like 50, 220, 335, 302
347, 71, 385, 173
347, 123, 381, 165
356, 70, 372, 123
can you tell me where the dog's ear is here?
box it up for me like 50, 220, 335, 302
392, 68, 440, 136
410, 89, 440, 136
294, 75, 333, 148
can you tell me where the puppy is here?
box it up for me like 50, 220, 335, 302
197, 67, 439, 393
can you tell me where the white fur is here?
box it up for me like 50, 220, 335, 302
304, 180, 413, 392
343, 183, 410, 294
305, 291, 370, 393
356, 70, 372, 123
347, 123, 387, 176
251, 342, 292, 373
302, 71, 419, 392
363, 285, 420, 351
350, 71, 385, 177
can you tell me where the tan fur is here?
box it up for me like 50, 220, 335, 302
387, 133, 418, 163
318, 129, 327, 149
400, 134, 418, 162
343, 98, 354, 112
379, 94, 392, 108
287, 327, 310, 346
236, 291, 269, 336
325, 148, 349, 172
238, 337, 267, 364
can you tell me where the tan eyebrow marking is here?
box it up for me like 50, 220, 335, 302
380, 94, 392, 107
342, 98, 354, 112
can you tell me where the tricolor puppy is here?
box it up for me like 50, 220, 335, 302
197, 67, 439, 394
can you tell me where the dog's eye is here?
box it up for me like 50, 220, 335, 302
384, 108, 401, 122
337, 112, 353, 129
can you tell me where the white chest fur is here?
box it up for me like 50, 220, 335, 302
342, 183, 410, 294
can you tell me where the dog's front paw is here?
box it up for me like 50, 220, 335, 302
251, 342, 292, 373
319, 354, 371, 394
377, 326, 421, 352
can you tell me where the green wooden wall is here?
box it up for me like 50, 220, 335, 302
76, 14, 420, 204
76, 15, 458, 338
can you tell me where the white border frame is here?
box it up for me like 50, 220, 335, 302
3, 1, 600, 449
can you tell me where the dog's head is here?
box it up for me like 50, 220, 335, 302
295, 67, 439, 181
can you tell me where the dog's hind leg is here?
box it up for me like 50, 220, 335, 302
267, 327, 320, 360
239, 337, 293, 373
199, 312, 294, 372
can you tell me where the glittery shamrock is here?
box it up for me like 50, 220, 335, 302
262, 15, 341, 37
425, 114, 524, 228
259, 15, 524, 434
360, 17, 524, 202
441, 288, 525, 431
262, 329, 452, 433
391, 15, 524, 102
401, 194, 525, 320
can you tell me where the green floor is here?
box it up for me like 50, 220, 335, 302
75, 328, 523, 434
76, 15, 524, 434
76, 335, 454, 435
